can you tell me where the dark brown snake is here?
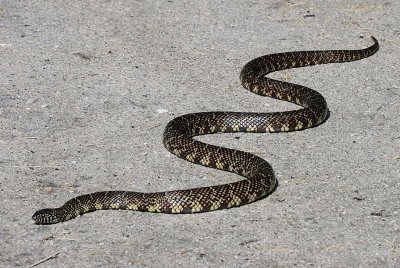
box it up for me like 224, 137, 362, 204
32, 37, 379, 224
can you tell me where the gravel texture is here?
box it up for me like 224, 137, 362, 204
0, 1, 399, 267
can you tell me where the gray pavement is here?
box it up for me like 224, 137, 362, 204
1, 1, 399, 267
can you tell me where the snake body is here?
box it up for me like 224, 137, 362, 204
33, 37, 379, 224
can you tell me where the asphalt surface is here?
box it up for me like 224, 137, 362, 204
1, 1, 399, 267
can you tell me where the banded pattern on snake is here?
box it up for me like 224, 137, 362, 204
32, 37, 379, 224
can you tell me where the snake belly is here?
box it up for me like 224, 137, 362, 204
32, 37, 379, 224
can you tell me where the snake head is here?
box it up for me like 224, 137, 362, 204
32, 208, 61, 225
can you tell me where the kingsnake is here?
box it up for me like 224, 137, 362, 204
32, 37, 379, 224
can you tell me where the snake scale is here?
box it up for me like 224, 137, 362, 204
32, 37, 379, 224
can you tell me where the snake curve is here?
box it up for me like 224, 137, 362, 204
32, 37, 379, 224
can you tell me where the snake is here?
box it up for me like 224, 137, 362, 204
32, 37, 379, 224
